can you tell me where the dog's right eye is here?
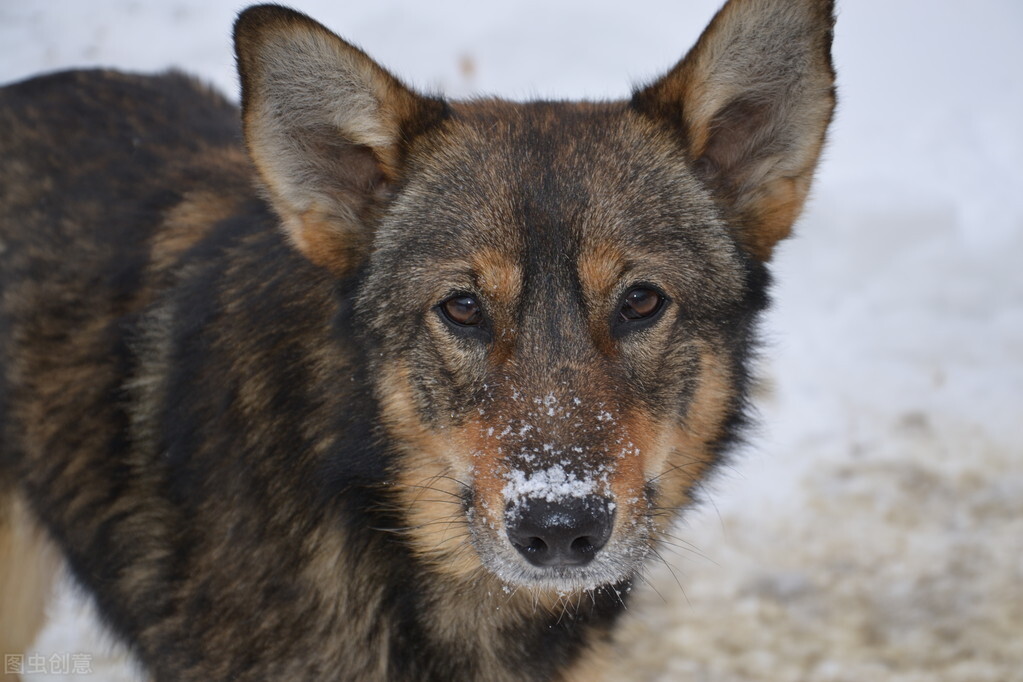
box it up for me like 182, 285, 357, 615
439, 294, 484, 327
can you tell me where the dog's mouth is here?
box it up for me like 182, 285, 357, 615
467, 502, 651, 592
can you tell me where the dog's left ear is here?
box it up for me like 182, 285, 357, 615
234, 5, 446, 276
633, 0, 836, 261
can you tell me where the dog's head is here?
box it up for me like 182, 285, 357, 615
235, 0, 835, 594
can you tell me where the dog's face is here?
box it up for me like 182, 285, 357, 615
362, 104, 757, 590
235, 0, 835, 594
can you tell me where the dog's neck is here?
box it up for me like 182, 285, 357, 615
410, 568, 629, 680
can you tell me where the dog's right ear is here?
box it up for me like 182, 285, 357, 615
234, 5, 447, 276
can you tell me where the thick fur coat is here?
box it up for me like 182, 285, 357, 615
0, 1, 835, 679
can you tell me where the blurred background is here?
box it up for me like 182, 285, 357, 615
2, 1, 1021, 680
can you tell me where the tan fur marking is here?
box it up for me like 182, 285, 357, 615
153, 188, 238, 272
650, 345, 735, 520
611, 411, 661, 500
471, 248, 522, 307
377, 363, 481, 581
577, 240, 626, 355
469, 248, 523, 364
462, 424, 507, 530
0, 491, 59, 662
740, 156, 818, 261
289, 209, 368, 276
577, 241, 625, 303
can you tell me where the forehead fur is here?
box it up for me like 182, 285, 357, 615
361, 99, 749, 325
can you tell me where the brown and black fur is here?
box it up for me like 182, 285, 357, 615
0, 1, 836, 680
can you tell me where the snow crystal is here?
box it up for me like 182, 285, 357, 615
501, 464, 598, 504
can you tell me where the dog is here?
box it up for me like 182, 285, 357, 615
0, 0, 835, 679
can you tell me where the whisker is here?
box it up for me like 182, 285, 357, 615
434, 473, 471, 490
403, 496, 464, 506
645, 456, 709, 485
634, 571, 668, 605
501, 583, 522, 607
649, 547, 690, 607
369, 512, 464, 533
554, 595, 569, 625
649, 531, 717, 565
402, 483, 464, 501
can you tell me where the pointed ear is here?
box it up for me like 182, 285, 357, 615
234, 5, 447, 275
633, 0, 836, 261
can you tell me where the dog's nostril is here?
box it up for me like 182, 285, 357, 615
506, 496, 614, 568
523, 536, 548, 555
570, 535, 595, 556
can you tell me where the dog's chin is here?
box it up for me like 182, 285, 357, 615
474, 539, 649, 594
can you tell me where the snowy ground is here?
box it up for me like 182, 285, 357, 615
2, 1, 1021, 680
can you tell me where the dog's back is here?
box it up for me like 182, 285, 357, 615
0, 70, 246, 417
0, 69, 252, 665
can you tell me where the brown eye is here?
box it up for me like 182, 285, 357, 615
619, 287, 664, 322
440, 294, 484, 327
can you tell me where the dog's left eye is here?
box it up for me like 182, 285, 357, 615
440, 294, 484, 327
618, 287, 664, 322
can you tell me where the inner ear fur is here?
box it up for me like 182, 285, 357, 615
633, 0, 836, 261
234, 4, 447, 275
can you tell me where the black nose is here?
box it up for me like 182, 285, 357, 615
505, 496, 614, 567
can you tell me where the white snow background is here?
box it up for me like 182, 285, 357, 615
2, 1, 1021, 680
